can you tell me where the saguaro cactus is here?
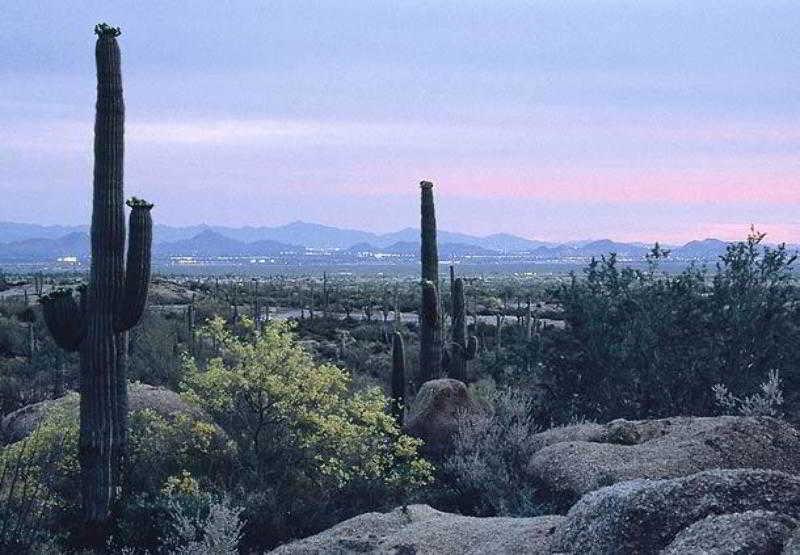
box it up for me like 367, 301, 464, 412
40, 23, 153, 541
251, 279, 261, 334
187, 293, 197, 355
447, 277, 478, 381
323, 272, 330, 319
419, 181, 443, 382
391, 331, 406, 425
419, 280, 440, 382
420, 181, 439, 286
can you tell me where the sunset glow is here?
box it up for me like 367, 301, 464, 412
2, 2, 799, 244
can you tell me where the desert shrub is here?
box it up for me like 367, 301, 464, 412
126, 407, 236, 495
0, 422, 72, 552
181, 317, 432, 550
542, 233, 800, 423
166, 491, 244, 555
713, 369, 785, 417
349, 322, 385, 342
0, 392, 235, 552
128, 310, 184, 388
0, 402, 79, 550
432, 387, 542, 517
0, 314, 27, 357
0, 312, 78, 414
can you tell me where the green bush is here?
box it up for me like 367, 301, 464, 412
181, 317, 432, 550
542, 233, 800, 422
0, 391, 235, 552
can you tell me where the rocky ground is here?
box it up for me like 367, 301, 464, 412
274, 378, 800, 554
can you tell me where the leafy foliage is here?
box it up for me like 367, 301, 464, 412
543, 232, 800, 422
181, 317, 432, 550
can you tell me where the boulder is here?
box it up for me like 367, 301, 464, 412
528, 416, 800, 510
785, 527, 800, 554
404, 379, 483, 457
550, 469, 800, 554
662, 511, 797, 554
270, 504, 564, 554
1, 382, 212, 444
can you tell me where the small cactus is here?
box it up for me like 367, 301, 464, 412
446, 277, 478, 381
391, 331, 406, 425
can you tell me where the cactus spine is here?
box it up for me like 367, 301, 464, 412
447, 277, 478, 381
40, 24, 153, 541
391, 331, 406, 425
419, 181, 443, 381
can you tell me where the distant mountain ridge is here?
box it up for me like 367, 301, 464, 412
0, 220, 791, 263
0, 220, 551, 252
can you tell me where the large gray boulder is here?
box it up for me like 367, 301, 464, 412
550, 469, 800, 554
1, 382, 212, 444
528, 416, 800, 510
662, 511, 797, 554
270, 504, 564, 554
404, 379, 484, 457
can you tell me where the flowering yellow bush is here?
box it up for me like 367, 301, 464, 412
181, 318, 432, 535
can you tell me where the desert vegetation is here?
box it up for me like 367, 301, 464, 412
2, 21, 800, 555
3, 184, 799, 552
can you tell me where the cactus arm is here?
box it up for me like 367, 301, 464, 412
40, 289, 85, 351
115, 198, 153, 332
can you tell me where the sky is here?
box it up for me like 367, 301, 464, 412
1, 1, 799, 244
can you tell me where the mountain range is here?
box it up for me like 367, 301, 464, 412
0, 220, 770, 263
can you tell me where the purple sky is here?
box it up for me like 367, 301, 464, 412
2, 2, 799, 243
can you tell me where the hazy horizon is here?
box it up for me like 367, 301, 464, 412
2, 2, 799, 244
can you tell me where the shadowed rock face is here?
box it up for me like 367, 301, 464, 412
404, 378, 484, 458
550, 469, 800, 554
1, 382, 212, 445
528, 416, 800, 510
662, 510, 798, 554
270, 504, 565, 554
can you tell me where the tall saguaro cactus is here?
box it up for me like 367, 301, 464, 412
419, 280, 440, 382
420, 181, 439, 286
447, 277, 478, 381
40, 23, 153, 542
419, 181, 443, 381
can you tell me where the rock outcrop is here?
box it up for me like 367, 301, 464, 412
528, 416, 800, 509
662, 510, 797, 554
550, 469, 800, 554
1, 383, 212, 444
271, 504, 564, 554
270, 414, 800, 554
404, 378, 483, 457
